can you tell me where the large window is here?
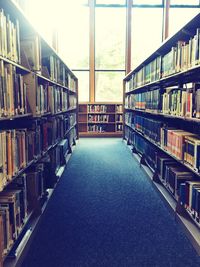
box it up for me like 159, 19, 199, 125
133, 0, 162, 5
131, 7, 163, 69
58, 4, 89, 69
95, 6, 125, 102
95, 8, 125, 70
96, 0, 125, 5
169, 8, 199, 36
73, 71, 90, 102
170, 0, 199, 5
23, 0, 200, 104
95, 72, 125, 102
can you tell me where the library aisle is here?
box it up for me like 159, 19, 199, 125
21, 138, 200, 267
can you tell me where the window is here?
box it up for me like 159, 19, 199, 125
170, 0, 199, 5
73, 71, 89, 102
96, 0, 125, 5
169, 8, 199, 36
58, 5, 89, 69
133, 0, 163, 5
95, 72, 124, 102
131, 8, 162, 69
95, 8, 126, 70
25, 0, 89, 70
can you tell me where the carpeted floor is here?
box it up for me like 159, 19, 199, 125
21, 138, 200, 267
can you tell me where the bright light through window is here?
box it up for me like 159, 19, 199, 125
131, 8, 162, 69
25, 0, 89, 69
169, 8, 199, 36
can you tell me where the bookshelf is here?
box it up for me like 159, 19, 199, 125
79, 103, 123, 137
0, 1, 78, 267
123, 12, 200, 254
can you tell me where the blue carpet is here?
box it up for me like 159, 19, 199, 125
21, 138, 200, 267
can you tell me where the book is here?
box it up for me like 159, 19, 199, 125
21, 35, 41, 71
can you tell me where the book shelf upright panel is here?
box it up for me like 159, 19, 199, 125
0, 1, 79, 267
123, 12, 200, 253
78, 103, 123, 137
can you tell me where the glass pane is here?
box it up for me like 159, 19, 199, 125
133, 0, 162, 4
95, 8, 126, 70
170, 0, 199, 5
169, 9, 199, 36
95, 72, 124, 102
131, 8, 162, 69
58, 5, 89, 69
73, 71, 89, 102
23, 0, 89, 69
96, 0, 125, 4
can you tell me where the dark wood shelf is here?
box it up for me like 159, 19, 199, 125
87, 121, 115, 124
79, 132, 122, 137
79, 103, 123, 137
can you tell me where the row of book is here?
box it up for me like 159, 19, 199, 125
155, 151, 200, 224
116, 105, 123, 113
125, 89, 161, 111
116, 124, 123, 132
0, 68, 76, 118
88, 114, 109, 123
21, 33, 77, 91
156, 153, 194, 199
66, 127, 77, 148
37, 85, 68, 115
88, 125, 106, 133
0, 61, 27, 117
0, 115, 73, 191
125, 112, 134, 128
68, 94, 77, 110
41, 55, 76, 91
125, 83, 200, 118
116, 114, 123, 122
125, 28, 200, 91
0, 9, 20, 64
88, 105, 107, 113
128, 114, 200, 172
125, 56, 161, 90
162, 28, 200, 77
68, 113, 76, 127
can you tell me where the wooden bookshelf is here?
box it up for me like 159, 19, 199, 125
79, 103, 123, 137
0, 1, 78, 267
123, 12, 200, 254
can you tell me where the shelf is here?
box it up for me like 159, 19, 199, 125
0, 55, 30, 73
0, 113, 32, 122
87, 112, 116, 114
87, 122, 115, 124
80, 102, 122, 105
64, 123, 77, 136
124, 123, 200, 177
37, 73, 76, 93
3, 210, 34, 260
125, 141, 200, 255
79, 132, 122, 137
125, 108, 200, 124
125, 63, 200, 94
